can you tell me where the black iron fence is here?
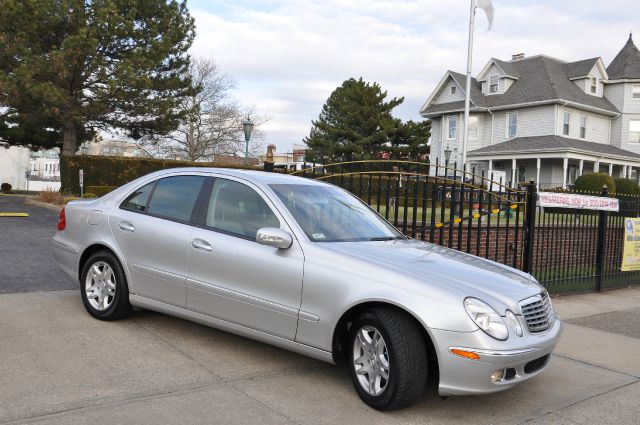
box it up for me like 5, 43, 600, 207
279, 159, 640, 294
530, 188, 640, 293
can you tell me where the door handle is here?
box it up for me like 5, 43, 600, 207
191, 238, 212, 252
118, 221, 135, 232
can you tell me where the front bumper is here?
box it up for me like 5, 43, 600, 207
433, 317, 563, 396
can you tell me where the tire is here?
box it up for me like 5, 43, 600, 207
347, 307, 428, 410
80, 250, 133, 321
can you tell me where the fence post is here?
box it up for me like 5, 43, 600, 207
595, 186, 609, 292
522, 179, 537, 273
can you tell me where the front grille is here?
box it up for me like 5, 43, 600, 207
520, 292, 553, 333
524, 354, 550, 374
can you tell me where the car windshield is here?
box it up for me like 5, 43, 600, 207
269, 184, 405, 242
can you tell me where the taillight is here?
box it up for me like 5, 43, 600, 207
57, 208, 66, 231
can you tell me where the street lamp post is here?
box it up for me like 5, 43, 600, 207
242, 116, 254, 166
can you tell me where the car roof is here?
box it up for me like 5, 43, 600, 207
149, 167, 329, 187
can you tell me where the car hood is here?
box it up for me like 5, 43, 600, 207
319, 239, 542, 312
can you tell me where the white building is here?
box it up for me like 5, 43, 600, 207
0, 145, 30, 190
420, 35, 640, 189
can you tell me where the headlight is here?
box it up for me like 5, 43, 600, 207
464, 298, 509, 340
505, 310, 523, 337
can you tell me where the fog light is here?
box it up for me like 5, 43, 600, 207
490, 369, 505, 382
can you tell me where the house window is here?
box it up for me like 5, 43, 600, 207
629, 120, 640, 143
568, 165, 578, 184
450, 86, 456, 95
563, 111, 570, 136
590, 77, 597, 94
517, 165, 526, 183
447, 115, 457, 140
633, 84, 640, 99
489, 75, 499, 93
507, 113, 517, 138
580, 115, 587, 139
468, 116, 479, 139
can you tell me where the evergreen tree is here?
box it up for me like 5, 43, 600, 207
388, 119, 431, 160
0, 0, 197, 155
304, 78, 403, 162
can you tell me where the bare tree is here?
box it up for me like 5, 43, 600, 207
139, 58, 266, 161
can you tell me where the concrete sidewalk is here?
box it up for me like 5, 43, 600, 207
1, 288, 639, 425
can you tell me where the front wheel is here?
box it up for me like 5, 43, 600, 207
80, 251, 133, 321
348, 307, 428, 410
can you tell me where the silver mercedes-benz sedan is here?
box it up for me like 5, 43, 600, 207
52, 168, 562, 410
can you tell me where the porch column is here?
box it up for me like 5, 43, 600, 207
579, 159, 584, 176
488, 159, 493, 178
609, 163, 613, 176
629, 166, 633, 179
594, 159, 599, 172
562, 157, 568, 190
511, 158, 517, 188
622, 165, 627, 178
536, 158, 541, 185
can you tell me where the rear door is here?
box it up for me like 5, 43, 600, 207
110, 173, 208, 307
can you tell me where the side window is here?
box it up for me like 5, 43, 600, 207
206, 178, 280, 239
147, 175, 206, 222
121, 182, 155, 212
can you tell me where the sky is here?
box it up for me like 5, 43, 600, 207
186, 0, 640, 154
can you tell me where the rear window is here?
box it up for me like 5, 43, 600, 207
147, 175, 206, 222
121, 182, 154, 212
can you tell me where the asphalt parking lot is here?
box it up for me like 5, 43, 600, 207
1, 195, 639, 424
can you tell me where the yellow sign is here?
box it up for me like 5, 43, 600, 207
621, 218, 640, 271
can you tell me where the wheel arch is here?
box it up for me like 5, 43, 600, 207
331, 300, 440, 381
78, 242, 126, 281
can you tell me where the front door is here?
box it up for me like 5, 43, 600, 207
186, 176, 304, 339
110, 174, 207, 307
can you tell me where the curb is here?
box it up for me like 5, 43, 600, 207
24, 198, 64, 213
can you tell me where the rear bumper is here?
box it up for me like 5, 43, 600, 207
51, 235, 79, 281
434, 317, 563, 396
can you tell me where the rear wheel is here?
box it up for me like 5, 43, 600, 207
80, 251, 133, 320
347, 307, 428, 410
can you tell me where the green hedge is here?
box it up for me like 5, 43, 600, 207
61, 155, 257, 194
86, 185, 118, 197
573, 172, 616, 194
613, 178, 640, 196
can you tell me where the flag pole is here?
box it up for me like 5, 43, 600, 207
462, 0, 476, 174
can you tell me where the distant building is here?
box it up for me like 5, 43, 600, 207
420, 35, 640, 189
30, 149, 61, 181
259, 144, 308, 164
0, 145, 30, 190
81, 138, 142, 157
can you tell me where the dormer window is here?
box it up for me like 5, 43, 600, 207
489, 75, 499, 93
450, 86, 456, 95
590, 77, 597, 94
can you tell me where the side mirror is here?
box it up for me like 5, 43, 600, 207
256, 227, 293, 249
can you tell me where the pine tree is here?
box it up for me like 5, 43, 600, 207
0, 0, 197, 155
304, 78, 404, 162
389, 119, 431, 160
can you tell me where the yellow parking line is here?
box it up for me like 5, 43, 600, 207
0, 212, 29, 217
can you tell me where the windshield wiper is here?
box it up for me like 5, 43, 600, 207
369, 236, 402, 241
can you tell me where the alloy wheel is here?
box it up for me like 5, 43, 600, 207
352, 325, 390, 396
85, 261, 116, 311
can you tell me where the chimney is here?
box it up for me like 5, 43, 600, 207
511, 53, 525, 60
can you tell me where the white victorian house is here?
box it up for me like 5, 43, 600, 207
421, 35, 640, 189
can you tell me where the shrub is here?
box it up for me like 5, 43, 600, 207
38, 189, 65, 205
82, 193, 97, 198
573, 173, 616, 194
1, 182, 12, 192
60, 155, 258, 194
86, 185, 117, 197
613, 178, 640, 196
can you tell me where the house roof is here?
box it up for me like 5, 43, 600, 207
421, 56, 618, 116
468, 135, 640, 160
607, 34, 640, 79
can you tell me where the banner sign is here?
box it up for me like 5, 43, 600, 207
538, 192, 619, 212
622, 218, 640, 271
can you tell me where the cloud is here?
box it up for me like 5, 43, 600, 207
189, 0, 640, 154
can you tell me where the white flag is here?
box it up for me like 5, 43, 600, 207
477, 0, 494, 30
